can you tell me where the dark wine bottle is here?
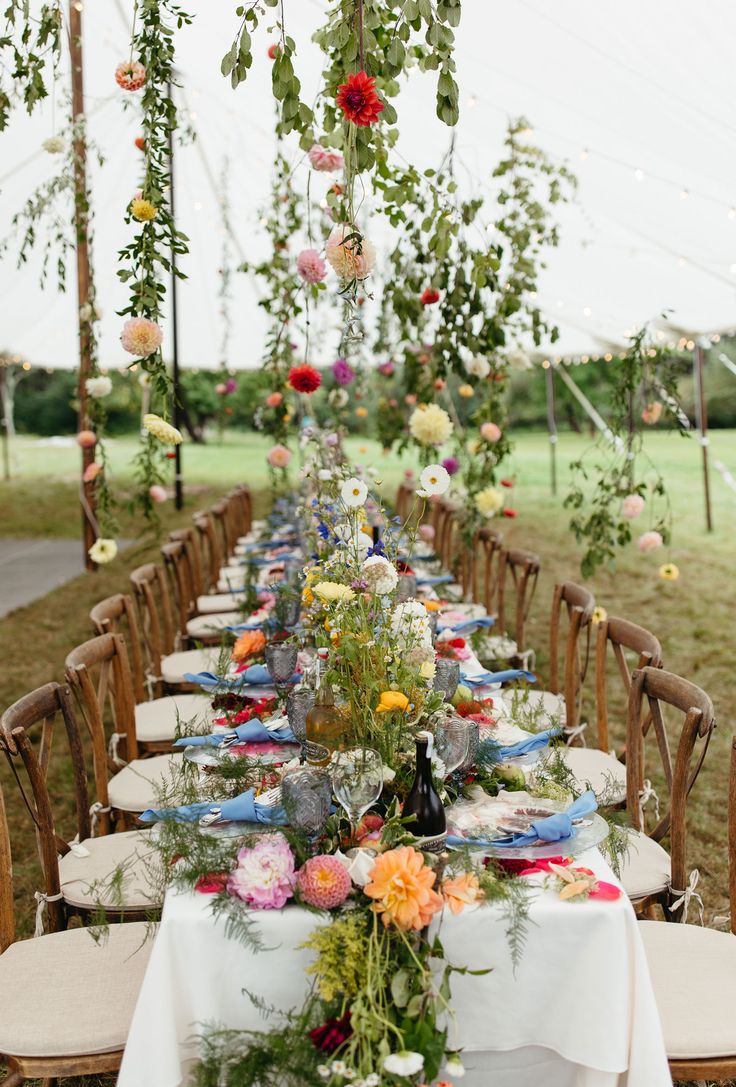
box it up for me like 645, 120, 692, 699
403, 730, 447, 853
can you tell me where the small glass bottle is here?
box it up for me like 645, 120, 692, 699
403, 730, 447, 853
305, 649, 349, 766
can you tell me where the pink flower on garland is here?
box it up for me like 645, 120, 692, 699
149, 484, 168, 503
121, 316, 163, 358
267, 444, 291, 469
331, 357, 355, 386
297, 854, 352, 909
621, 494, 645, 519
638, 530, 663, 553
83, 462, 102, 482
441, 456, 460, 476
480, 421, 502, 443
378, 361, 395, 376
308, 143, 345, 173
227, 834, 295, 909
297, 248, 327, 284
266, 391, 283, 408
115, 60, 146, 91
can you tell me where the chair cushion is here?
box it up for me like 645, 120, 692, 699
161, 648, 221, 686
186, 611, 240, 639
108, 753, 183, 813
0, 921, 154, 1057
134, 693, 215, 743
59, 829, 161, 910
639, 919, 736, 1058
217, 568, 246, 592
619, 829, 671, 900
197, 591, 246, 613
562, 746, 626, 802
501, 688, 567, 730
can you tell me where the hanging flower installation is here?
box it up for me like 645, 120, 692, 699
114, 59, 146, 90
336, 70, 385, 127
288, 364, 322, 394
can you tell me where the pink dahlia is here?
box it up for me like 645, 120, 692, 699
121, 316, 163, 358
77, 430, 97, 450
115, 60, 146, 91
149, 484, 168, 503
325, 223, 375, 281
227, 834, 295, 909
297, 854, 352, 909
621, 494, 645, 519
638, 530, 663, 553
297, 248, 327, 284
267, 444, 291, 469
378, 360, 395, 376
308, 143, 345, 173
266, 391, 283, 408
83, 462, 102, 482
331, 357, 355, 386
480, 421, 502, 443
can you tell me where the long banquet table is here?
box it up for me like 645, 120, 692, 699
117, 847, 671, 1087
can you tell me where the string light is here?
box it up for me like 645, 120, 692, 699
583, 306, 592, 316
680, 189, 689, 200
466, 95, 477, 109
580, 148, 589, 160
729, 208, 736, 220
634, 168, 644, 181
604, 353, 613, 361
22, 362, 31, 371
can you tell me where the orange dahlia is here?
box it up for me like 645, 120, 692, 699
336, 70, 384, 126
441, 871, 483, 915
364, 846, 443, 931
231, 629, 267, 663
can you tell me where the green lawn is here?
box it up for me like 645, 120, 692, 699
1, 427, 735, 1087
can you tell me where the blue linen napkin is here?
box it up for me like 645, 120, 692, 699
460, 668, 536, 688
242, 538, 294, 552
416, 573, 455, 587
139, 788, 287, 826
183, 665, 301, 690
230, 557, 283, 568
447, 790, 598, 849
173, 718, 296, 748
438, 616, 496, 634
226, 619, 276, 633
484, 727, 562, 761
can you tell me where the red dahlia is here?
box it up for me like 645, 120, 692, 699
310, 1011, 352, 1054
421, 287, 440, 305
336, 70, 385, 126
135, 136, 145, 151
288, 364, 321, 394
500, 478, 514, 488
502, 508, 518, 518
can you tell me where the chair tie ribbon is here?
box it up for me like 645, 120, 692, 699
671, 868, 704, 925
108, 732, 127, 767
564, 719, 588, 747
89, 801, 112, 835
34, 890, 64, 938
638, 779, 660, 826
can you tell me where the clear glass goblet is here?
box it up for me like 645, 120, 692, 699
433, 658, 460, 702
434, 716, 472, 776
331, 747, 383, 844
281, 765, 333, 845
265, 642, 299, 701
286, 687, 315, 761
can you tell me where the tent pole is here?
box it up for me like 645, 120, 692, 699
693, 343, 713, 532
167, 78, 183, 511
0, 366, 9, 482
545, 364, 558, 495
69, 1, 96, 570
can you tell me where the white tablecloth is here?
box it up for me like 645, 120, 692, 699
117, 848, 671, 1087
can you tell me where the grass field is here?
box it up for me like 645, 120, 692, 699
1, 427, 735, 1086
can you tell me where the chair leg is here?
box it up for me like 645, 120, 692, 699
41, 1080, 58, 1087
3, 1073, 25, 1087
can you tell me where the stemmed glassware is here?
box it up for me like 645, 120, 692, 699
432, 658, 460, 702
265, 642, 299, 701
331, 747, 383, 843
281, 765, 333, 845
286, 687, 315, 762
434, 717, 472, 776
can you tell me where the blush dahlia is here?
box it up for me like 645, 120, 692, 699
336, 70, 385, 126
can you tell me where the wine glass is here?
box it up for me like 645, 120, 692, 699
265, 642, 299, 701
275, 591, 301, 631
433, 658, 460, 702
286, 687, 315, 761
281, 765, 332, 845
434, 717, 472, 776
331, 747, 383, 843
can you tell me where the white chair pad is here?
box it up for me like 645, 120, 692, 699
108, 753, 183, 813
0, 921, 154, 1057
134, 693, 215, 743
639, 919, 736, 1059
161, 648, 220, 686
197, 591, 246, 613
59, 829, 161, 910
217, 568, 246, 592
186, 611, 240, 639
562, 746, 626, 802
501, 688, 567, 730
620, 830, 671, 900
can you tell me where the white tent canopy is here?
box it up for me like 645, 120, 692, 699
2, 0, 735, 370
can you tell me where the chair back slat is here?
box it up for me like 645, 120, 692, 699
0, 782, 13, 950
594, 616, 662, 752
626, 666, 715, 918
161, 539, 195, 641
130, 562, 176, 692
90, 593, 147, 703
548, 581, 595, 736
472, 528, 502, 615
497, 547, 539, 651
193, 512, 221, 594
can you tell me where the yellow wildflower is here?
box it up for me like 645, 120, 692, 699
131, 198, 158, 222
659, 563, 680, 581
376, 691, 410, 714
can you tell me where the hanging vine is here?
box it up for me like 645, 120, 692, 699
0, 0, 63, 129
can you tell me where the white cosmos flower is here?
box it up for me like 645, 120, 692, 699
418, 463, 450, 498
465, 354, 491, 379
340, 477, 368, 508
383, 1051, 424, 1076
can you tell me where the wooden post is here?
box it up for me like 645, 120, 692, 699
545, 363, 558, 495
693, 343, 713, 532
69, 1, 97, 570
167, 78, 183, 510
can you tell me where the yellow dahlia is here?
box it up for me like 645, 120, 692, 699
143, 413, 183, 445
408, 403, 453, 446
474, 485, 503, 518
131, 198, 158, 222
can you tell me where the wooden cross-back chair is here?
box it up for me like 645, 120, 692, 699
496, 547, 539, 651
626, 665, 715, 921
211, 499, 236, 562
471, 527, 503, 615
595, 616, 663, 754
65, 633, 182, 825
639, 735, 736, 1083
395, 481, 414, 522
548, 580, 595, 738
0, 697, 153, 1087
90, 592, 147, 704
1, 681, 161, 927
231, 483, 253, 539
193, 511, 221, 595
161, 537, 239, 646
